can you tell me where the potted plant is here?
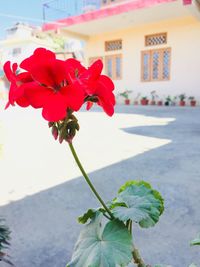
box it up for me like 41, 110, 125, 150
164, 95, 171, 106
179, 94, 186, 106
150, 90, 158, 105
188, 96, 196, 107
157, 99, 163, 106
140, 96, 149, 105
133, 93, 140, 105
119, 90, 132, 105
171, 96, 177, 106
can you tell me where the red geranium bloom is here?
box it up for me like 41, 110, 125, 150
3, 61, 32, 109
66, 59, 115, 116
19, 48, 85, 122
84, 60, 115, 116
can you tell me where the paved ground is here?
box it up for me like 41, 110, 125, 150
0, 104, 200, 267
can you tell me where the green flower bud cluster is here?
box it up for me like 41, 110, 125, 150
48, 110, 80, 144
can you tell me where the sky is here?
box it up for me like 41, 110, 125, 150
0, 0, 91, 39
0, 0, 46, 38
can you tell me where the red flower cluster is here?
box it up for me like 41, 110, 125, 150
4, 48, 115, 121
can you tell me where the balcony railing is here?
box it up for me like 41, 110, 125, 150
42, 0, 129, 22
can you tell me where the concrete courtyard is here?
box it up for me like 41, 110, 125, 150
0, 103, 200, 267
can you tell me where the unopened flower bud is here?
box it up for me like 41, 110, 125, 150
52, 126, 58, 140
59, 134, 64, 144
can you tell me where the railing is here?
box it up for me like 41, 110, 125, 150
43, 0, 100, 22
42, 0, 128, 22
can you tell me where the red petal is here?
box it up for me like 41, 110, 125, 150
3, 61, 17, 82
16, 96, 30, 107
5, 102, 10, 109
42, 93, 67, 122
24, 83, 52, 108
87, 60, 103, 81
24, 59, 67, 87
65, 58, 86, 75
97, 75, 115, 92
61, 83, 85, 111
17, 72, 33, 83
94, 75, 115, 116
97, 98, 114, 116
20, 48, 55, 72
8, 83, 25, 105
12, 63, 18, 73
20, 48, 66, 87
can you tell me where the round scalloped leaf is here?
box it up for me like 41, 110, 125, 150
190, 233, 200, 246
118, 180, 164, 215
112, 184, 163, 228
66, 214, 132, 267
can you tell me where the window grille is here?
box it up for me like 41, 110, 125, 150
145, 33, 167, 46
105, 39, 122, 51
141, 48, 171, 82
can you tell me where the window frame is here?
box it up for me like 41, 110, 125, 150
105, 54, 122, 80
141, 47, 171, 82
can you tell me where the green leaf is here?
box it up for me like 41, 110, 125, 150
78, 207, 108, 224
188, 264, 198, 267
67, 214, 133, 267
0, 219, 13, 265
190, 233, 200, 246
78, 209, 97, 224
112, 183, 163, 228
118, 180, 164, 214
153, 265, 172, 267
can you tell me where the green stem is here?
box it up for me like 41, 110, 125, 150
127, 221, 148, 267
68, 142, 114, 220
132, 245, 147, 267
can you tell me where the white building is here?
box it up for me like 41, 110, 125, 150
43, 0, 200, 105
0, 22, 60, 66
0, 22, 81, 99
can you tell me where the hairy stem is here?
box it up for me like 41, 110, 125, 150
68, 142, 114, 220
127, 220, 148, 267
132, 245, 148, 267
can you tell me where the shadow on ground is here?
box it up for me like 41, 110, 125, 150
1, 106, 200, 267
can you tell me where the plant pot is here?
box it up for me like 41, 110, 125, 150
150, 100, 156, 105
179, 101, 186, 106
125, 99, 130, 105
165, 101, 170, 106
140, 99, 149, 105
134, 101, 138, 105
190, 100, 196, 107
157, 101, 163, 106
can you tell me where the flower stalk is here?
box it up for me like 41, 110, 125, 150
132, 245, 148, 267
127, 220, 148, 267
68, 142, 114, 220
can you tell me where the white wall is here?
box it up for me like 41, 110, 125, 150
85, 16, 200, 103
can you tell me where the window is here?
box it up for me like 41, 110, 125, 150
88, 56, 103, 66
145, 33, 167, 47
105, 54, 122, 80
141, 48, 171, 82
105, 39, 122, 51
12, 47, 21, 56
